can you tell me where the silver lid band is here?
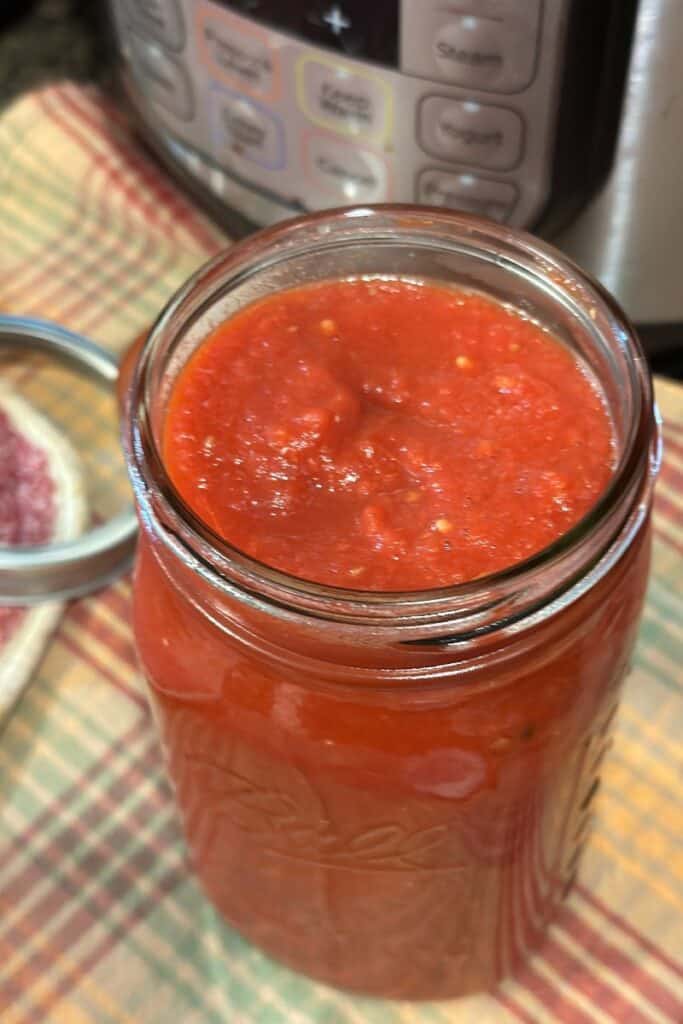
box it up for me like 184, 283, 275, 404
0, 315, 138, 604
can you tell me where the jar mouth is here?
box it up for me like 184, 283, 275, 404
125, 205, 658, 639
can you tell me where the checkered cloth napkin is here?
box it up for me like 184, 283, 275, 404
0, 83, 681, 1024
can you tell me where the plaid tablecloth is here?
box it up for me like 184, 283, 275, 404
0, 84, 681, 1024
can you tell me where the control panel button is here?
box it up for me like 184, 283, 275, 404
308, 4, 353, 38
417, 169, 517, 221
305, 2, 366, 60
130, 35, 194, 121
211, 89, 285, 170
198, 3, 279, 100
305, 134, 388, 202
124, 0, 185, 51
297, 55, 391, 142
303, 2, 400, 65
401, 1, 541, 94
419, 95, 523, 171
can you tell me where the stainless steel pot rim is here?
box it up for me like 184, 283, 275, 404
0, 315, 137, 605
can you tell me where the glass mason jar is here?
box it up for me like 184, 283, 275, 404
123, 207, 659, 1001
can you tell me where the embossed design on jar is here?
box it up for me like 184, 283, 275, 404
560, 697, 621, 896
173, 720, 468, 873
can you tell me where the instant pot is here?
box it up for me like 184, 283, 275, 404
106, 1, 683, 355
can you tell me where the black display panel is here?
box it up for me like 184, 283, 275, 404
221, 1, 399, 67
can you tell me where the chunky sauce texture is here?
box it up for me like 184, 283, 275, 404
164, 279, 614, 590
133, 277, 651, 999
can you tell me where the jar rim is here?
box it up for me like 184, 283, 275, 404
124, 205, 658, 641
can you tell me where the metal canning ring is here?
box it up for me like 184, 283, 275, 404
0, 315, 137, 604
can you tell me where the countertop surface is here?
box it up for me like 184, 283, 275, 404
0, 1, 103, 110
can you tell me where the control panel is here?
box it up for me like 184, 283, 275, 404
110, 0, 572, 229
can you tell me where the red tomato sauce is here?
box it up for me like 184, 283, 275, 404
164, 279, 614, 590
133, 276, 650, 998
